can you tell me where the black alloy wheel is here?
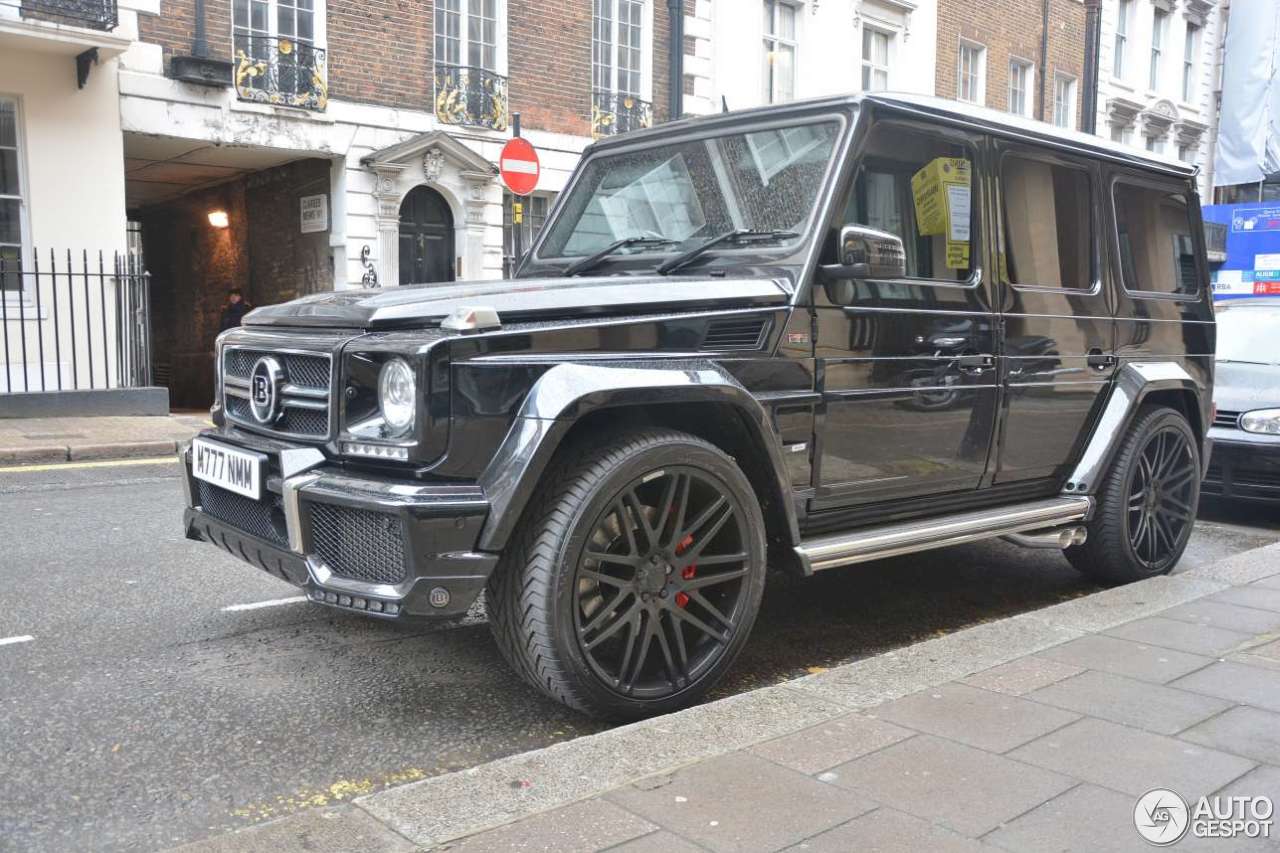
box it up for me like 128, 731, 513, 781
574, 467, 751, 699
1068, 405, 1200, 584
1126, 426, 1198, 570
486, 429, 767, 720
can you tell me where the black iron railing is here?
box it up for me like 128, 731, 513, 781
434, 63, 509, 131
4, 0, 117, 31
592, 90, 653, 139
0, 250, 152, 394
234, 35, 328, 111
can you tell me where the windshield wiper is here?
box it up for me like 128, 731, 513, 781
656, 229, 799, 276
564, 236, 676, 276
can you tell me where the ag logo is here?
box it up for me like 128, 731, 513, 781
1135, 789, 1190, 846
249, 356, 285, 425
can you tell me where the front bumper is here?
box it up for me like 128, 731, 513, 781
1202, 431, 1280, 504
181, 431, 498, 619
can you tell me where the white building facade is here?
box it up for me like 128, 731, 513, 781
684, 0, 939, 117
1094, 0, 1221, 193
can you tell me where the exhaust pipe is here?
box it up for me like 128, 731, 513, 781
1003, 526, 1088, 550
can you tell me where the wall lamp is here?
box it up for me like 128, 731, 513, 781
207, 210, 229, 229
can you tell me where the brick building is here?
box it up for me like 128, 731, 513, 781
105, 0, 688, 406
934, 0, 1087, 130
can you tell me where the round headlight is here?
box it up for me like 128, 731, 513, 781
378, 358, 416, 435
1240, 408, 1280, 435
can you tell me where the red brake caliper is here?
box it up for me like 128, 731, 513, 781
675, 533, 695, 608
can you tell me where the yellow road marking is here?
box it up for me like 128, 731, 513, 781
0, 456, 177, 474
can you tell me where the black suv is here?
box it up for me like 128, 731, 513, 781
182, 93, 1214, 720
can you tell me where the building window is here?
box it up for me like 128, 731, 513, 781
0, 97, 23, 292
1111, 122, 1134, 145
861, 27, 891, 92
1145, 135, 1165, 154
503, 192, 555, 276
1182, 23, 1199, 102
436, 0, 499, 71
1008, 59, 1032, 116
232, 0, 326, 108
594, 0, 645, 97
762, 0, 797, 103
1053, 74, 1077, 128
1177, 143, 1193, 162
1114, 0, 1131, 79
958, 42, 985, 104
1150, 8, 1167, 91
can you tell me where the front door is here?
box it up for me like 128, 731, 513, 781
399, 186, 455, 284
812, 118, 999, 510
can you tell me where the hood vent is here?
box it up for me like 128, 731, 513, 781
702, 317, 770, 351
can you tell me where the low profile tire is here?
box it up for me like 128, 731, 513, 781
486, 428, 768, 721
1067, 405, 1200, 585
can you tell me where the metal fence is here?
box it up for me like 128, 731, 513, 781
0, 0, 118, 30
0, 250, 152, 394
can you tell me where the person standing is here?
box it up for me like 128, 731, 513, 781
218, 288, 252, 332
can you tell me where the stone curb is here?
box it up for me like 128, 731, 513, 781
0, 445, 69, 464
170, 541, 1280, 851
67, 439, 179, 461
0, 440, 180, 465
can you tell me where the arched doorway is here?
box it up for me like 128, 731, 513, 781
398, 186, 455, 284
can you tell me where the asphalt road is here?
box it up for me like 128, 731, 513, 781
0, 460, 1276, 852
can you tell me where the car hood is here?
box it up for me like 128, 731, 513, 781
243, 274, 792, 330
1213, 361, 1280, 412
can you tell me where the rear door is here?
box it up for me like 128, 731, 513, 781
990, 142, 1115, 485
812, 118, 999, 509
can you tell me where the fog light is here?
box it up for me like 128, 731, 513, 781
384, 602, 400, 615
342, 441, 410, 461
353, 598, 367, 610
325, 592, 338, 604
369, 600, 384, 613
338, 595, 352, 607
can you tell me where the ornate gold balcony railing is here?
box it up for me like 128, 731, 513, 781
234, 35, 328, 111
434, 64, 509, 131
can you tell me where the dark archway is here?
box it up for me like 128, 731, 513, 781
398, 186, 455, 284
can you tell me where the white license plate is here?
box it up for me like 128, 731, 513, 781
192, 438, 264, 500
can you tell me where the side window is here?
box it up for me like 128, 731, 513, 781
1000, 155, 1092, 289
1113, 182, 1199, 297
837, 125, 976, 284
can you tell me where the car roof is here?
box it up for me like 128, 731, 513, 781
590, 91, 1197, 180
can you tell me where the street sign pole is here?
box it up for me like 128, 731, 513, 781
501, 113, 541, 275
512, 112, 522, 275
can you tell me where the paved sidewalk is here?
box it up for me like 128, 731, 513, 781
175, 543, 1280, 853
0, 413, 208, 464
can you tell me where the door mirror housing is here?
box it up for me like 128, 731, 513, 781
820, 225, 907, 282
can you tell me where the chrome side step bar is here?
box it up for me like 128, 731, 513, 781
795, 496, 1093, 573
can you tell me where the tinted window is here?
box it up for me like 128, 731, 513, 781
1000, 156, 1091, 289
1113, 182, 1199, 296
837, 125, 975, 282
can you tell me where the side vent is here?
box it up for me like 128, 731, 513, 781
702, 317, 770, 351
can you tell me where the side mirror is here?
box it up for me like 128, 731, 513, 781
819, 225, 906, 281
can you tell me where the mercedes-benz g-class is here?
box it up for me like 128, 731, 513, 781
182, 93, 1214, 720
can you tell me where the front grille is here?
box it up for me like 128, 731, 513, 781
222, 346, 333, 439
197, 480, 288, 547
308, 502, 407, 585
1214, 409, 1241, 429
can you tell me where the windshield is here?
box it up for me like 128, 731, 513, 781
538, 119, 842, 260
1216, 305, 1280, 364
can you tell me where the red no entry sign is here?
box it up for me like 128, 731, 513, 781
499, 137, 540, 196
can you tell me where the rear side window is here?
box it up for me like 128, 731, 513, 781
1112, 182, 1199, 297
1000, 155, 1092, 289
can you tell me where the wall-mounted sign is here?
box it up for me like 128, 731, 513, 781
300, 194, 328, 234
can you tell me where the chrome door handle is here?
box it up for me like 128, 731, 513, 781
1087, 349, 1117, 370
